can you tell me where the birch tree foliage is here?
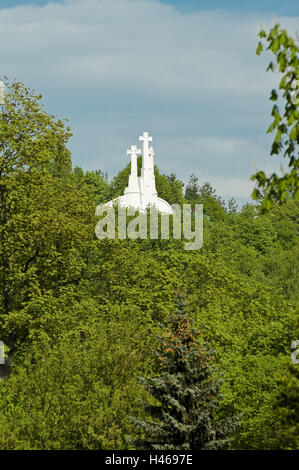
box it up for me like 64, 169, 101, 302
252, 23, 299, 211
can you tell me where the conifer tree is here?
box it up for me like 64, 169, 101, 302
130, 298, 236, 450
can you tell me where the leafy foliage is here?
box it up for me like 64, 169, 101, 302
185, 175, 226, 220
252, 23, 299, 211
0, 79, 95, 349
0, 78, 297, 450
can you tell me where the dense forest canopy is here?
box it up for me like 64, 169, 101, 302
0, 72, 298, 450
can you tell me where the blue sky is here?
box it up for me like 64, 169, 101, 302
161, 0, 299, 16
0, 0, 298, 204
1, 0, 299, 15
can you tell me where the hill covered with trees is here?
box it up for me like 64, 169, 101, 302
0, 77, 298, 450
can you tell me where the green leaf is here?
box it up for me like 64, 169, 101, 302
256, 42, 263, 56
251, 188, 261, 200
271, 37, 280, 53
266, 62, 274, 72
274, 129, 282, 143
279, 76, 287, 89
263, 199, 273, 211
259, 30, 266, 38
270, 89, 278, 101
271, 105, 280, 119
289, 125, 297, 139
267, 121, 276, 133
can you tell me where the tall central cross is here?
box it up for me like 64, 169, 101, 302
139, 132, 152, 160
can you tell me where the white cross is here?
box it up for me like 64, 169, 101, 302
139, 132, 152, 145
127, 145, 141, 157
139, 132, 153, 162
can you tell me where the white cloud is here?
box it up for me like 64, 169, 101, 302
0, 0, 297, 200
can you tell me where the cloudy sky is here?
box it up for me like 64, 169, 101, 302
1, 0, 298, 204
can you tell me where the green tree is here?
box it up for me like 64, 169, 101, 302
155, 172, 185, 205
0, 79, 95, 348
252, 23, 299, 210
131, 298, 235, 450
0, 301, 158, 450
73, 167, 110, 204
185, 177, 226, 220
185, 174, 200, 201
